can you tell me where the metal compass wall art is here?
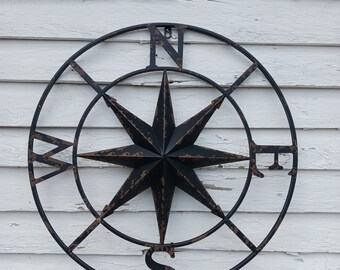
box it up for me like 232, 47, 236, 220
28, 23, 298, 269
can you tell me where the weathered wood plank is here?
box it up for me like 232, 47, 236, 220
1, 212, 340, 254
1, 83, 339, 129
3, 167, 340, 214
0, 41, 339, 87
1, 0, 340, 45
1, 252, 340, 270
1, 127, 338, 170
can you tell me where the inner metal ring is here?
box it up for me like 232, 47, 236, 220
72, 67, 253, 248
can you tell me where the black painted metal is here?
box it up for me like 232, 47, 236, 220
28, 131, 73, 185
146, 246, 175, 270
28, 23, 298, 270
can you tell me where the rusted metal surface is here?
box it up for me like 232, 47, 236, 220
28, 23, 298, 270
28, 131, 73, 185
249, 141, 298, 176
148, 24, 184, 70
153, 71, 175, 152
146, 246, 175, 270
169, 145, 249, 168
78, 145, 159, 167
103, 93, 160, 153
78, 70, 245, 243
166, 95, 224, 152
225, 62, 258, 95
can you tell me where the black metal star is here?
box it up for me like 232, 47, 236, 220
78, 70, 249, 244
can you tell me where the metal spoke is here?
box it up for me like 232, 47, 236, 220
68, 218, 101, 252
168, 145, 249, 168
69, 60, 102, 93
224, 219, 257, 252
225, 62, 258, 95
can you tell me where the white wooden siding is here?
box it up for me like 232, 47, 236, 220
1, 0, 339, 45
0, 0, 339, 269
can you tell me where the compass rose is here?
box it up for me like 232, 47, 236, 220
76, 70, 249, 245
28, 23, 298, 270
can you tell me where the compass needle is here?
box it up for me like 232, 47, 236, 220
77, 145, 159, 168
152, 70, 176, 152
168, 145, 249, 168
103, 94, 161, 153
166, 95, 225, 153
168, 159, 225, 219
100, 161, 162, 219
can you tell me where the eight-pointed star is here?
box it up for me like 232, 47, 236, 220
78, 70, 249, 244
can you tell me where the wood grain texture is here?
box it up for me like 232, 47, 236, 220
0, 40, 339, 87
1, 212, 340, 254
1, 0, 340, 45
1, 83, 339, 129
1, 252, 340, 270
2, 167, 340, 214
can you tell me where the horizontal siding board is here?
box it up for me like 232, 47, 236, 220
1, 252, 340, 270
1, 0, 340, 45
2, 167, 340, 214
1, 83, 339, 129
1, 127, 338, 170
0, 41, 339, 87
1, 212, 340, 254
1, 0, 339, 266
